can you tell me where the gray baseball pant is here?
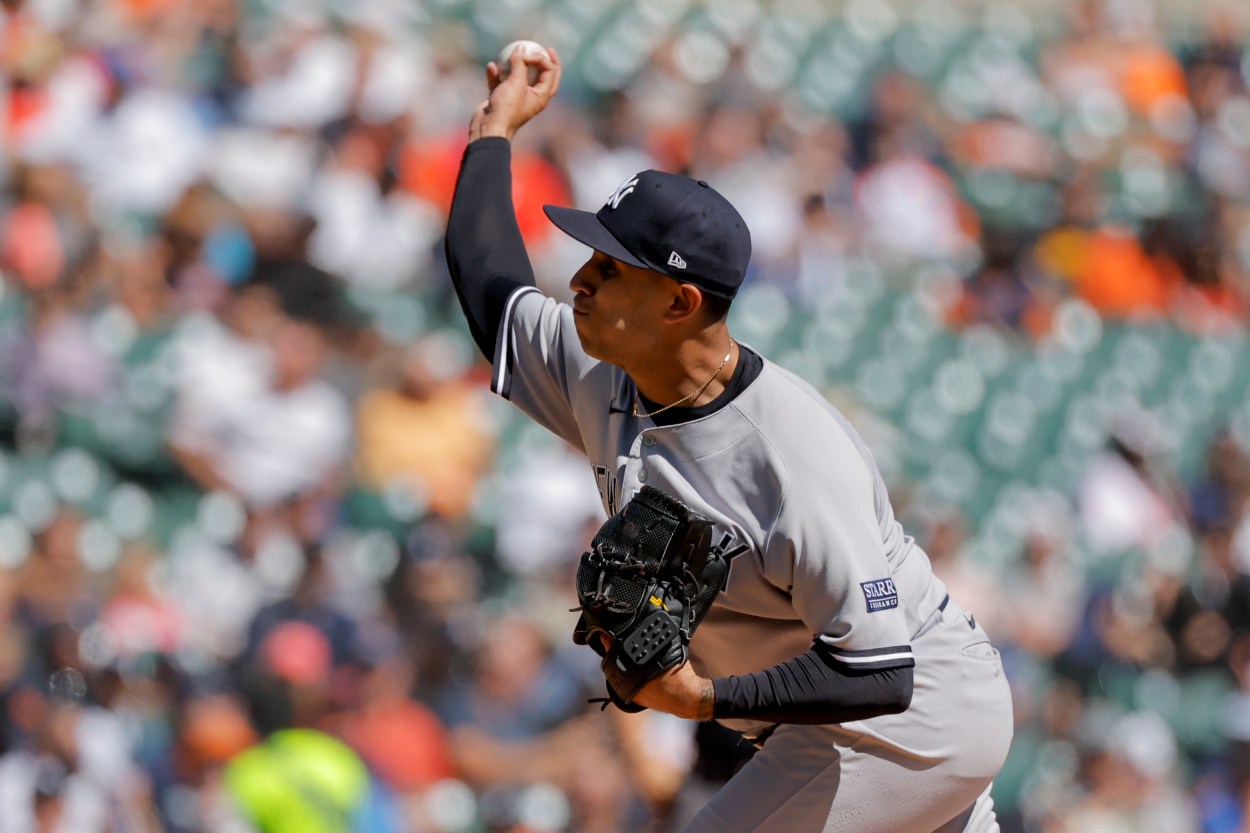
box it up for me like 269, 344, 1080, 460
683, 599, 1014, 833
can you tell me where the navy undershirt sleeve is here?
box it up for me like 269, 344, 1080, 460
711, 643, 914, 725
444, 137, 534, 359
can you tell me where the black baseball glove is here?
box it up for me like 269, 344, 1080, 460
573, 485, 741, 712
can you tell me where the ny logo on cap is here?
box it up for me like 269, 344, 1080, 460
606, 176, 639, 210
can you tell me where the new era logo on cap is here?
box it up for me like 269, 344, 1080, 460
542, 170, 753, 299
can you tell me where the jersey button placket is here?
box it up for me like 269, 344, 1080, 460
635, 431, 655, 485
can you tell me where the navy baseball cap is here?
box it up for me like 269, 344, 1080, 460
543, 171, 752, 299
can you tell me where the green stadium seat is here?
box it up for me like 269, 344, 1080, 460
149, 486, 209, 550
731, 283, 795, 355
103, 482, 158, 542
49, 447, 116, 514
344, 484, 427, 538
1124, 668, 1232, 758
0, 510, 31, 568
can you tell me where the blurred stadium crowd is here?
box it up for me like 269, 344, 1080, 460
1, 0, 1250, 830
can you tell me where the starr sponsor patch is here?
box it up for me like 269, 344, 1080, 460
860, 578, 899, 612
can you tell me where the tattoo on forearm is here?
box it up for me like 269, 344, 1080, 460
699, 680, 715, 721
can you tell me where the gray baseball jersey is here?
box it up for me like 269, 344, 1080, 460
493, 287, 950, 740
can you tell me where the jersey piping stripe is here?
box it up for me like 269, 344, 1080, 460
491, 286, 542, 398
825, 645, 914, 658
832, 651, 914, 665
822, 645, 915, 670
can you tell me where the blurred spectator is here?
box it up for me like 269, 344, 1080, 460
0, 702, 161, 833
168, 693, 258, 832
170, 313, 351, 510
1073, 222, 1177, 319
1161, 521, 1250, 673
949, 226, 1052, 335
354, 332, 496, 522
324, 650, 454, 793
242, 546, 363, 684
564, 724, 651, 833
96, 544, 182, 661
320, 647, 460, 833
948, 115, 1059, 182
1033, 171, 1102, 280
1042, 0, 1170, 111
492, 440, 605, 579
691, 103, 802, 269
1182, 6, 1246, 88
1047, 711, 1199, 833
1146, 210, 1249, 335
1077, 405, 1186, 556
435, 613, 590, 790
770, 191, 853, 303
223, 727, 398, 833
164, 508, 307, 663
1000, 516, 1086, 662
922, 508, 1005, 629
13, 508, 95, 629
855, 126, 979, 264
1116, 8, 1190, 118
384, 521, 483, 701
0, 278, 116, 442
168, 282, 279, 471
400, 130, 572, 257
81, 86, 210, 218
158, 183, 254, 311
1190, 432, 1250, 535
0, 163, 94, 295
307, 123, 442, 292
849, 70, 945, 171
1033, 170, 1190, 320
550, 91, 659, 216
1069, 559, 1180, 679
602, 710, 693, 829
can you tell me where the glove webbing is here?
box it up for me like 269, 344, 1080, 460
571, 557, 699, 657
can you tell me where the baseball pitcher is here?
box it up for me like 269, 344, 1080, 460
443, 44, 1013, 833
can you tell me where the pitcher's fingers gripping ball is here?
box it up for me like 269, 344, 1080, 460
572, 486, 744, 712
497, 40, 546, 85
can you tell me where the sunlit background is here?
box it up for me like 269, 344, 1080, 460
1, 0, 1249, 830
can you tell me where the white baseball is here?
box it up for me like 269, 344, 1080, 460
497, 39, 546, 85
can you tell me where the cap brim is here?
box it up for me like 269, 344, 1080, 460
543, 205, 649, 271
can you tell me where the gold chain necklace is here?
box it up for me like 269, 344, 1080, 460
632, 343, 735, 419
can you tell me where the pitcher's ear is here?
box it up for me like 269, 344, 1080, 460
664, 282, 705, 323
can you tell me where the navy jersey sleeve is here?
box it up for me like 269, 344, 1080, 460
444, 137, 534, 360
445, 139, 609, 452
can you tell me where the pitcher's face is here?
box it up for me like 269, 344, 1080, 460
568, 251, 678, 365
